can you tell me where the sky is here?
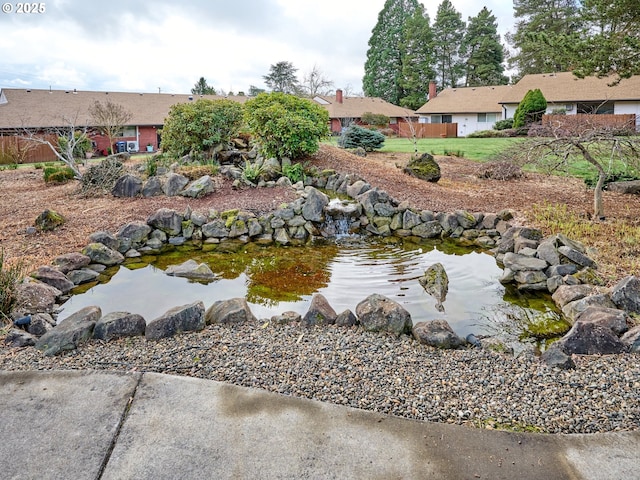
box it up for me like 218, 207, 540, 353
0, 0, 515, 95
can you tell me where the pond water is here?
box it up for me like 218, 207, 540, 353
60, 237, 565, 345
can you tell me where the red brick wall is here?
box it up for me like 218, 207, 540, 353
89, 126, 160, 155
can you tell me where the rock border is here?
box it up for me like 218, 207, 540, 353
7, 169, 640, 366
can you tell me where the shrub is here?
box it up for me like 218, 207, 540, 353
161, 99, 244, 157
58, 131, 92, 159
513, 89, 547, 128
361, 112, 390, 127
338, 124, 385, 151
493, 119, 514, 130
244, 92, 329, 159
43, 165, 75, 183
282, 162, 305, 183
0, 249, 26, 323
467, 129, 506, 138
240, 160, 265, 184
80, 157, 126, 194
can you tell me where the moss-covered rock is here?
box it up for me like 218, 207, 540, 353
35, 209, 65, 231
403, 153, 441, 183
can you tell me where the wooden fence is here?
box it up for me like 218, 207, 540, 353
541, 114, 637, 133
398, 123, 458, 138
0, 134, 59, 164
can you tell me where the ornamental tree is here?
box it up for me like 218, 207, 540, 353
513, 89, 547, 128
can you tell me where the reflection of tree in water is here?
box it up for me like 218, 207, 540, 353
246, 244, 338, 305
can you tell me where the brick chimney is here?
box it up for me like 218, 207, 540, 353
336, 89, 343, 104
429, 81, 437, 100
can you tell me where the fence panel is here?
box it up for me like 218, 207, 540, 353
0, 134, 58, 164
542, 114, 636, 132
398, 123, 458, 138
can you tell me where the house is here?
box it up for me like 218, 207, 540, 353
0, 88, 249, 157
415, 73, 640, 137
415, 82, 513, 137
312, 89, 416, 135
498, 72, 640, 131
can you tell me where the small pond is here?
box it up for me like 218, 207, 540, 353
60, 236, 567, 347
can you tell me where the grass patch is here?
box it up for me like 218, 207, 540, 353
528, 201, 640, 282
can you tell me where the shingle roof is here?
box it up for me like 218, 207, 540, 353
498, 72, 640, 104
313, 94, 416, 119
414, 85, 511, 115
0, 88, 249, 129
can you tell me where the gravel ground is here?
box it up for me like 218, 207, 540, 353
1, 321, 638, 434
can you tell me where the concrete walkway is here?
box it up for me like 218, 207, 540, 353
1, 370, 638, 479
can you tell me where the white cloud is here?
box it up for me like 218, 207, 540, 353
0, 0, 514, 94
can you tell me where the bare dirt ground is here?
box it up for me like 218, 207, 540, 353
1, 144, 639, 280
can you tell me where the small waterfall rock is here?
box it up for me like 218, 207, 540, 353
419, 263, 449, 312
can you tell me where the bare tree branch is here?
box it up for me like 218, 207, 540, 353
89, 100, 133, 156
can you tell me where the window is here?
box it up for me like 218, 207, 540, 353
117, 126, 137, 137
477, 113, 497, 123
576, 102, 614, 114
431, 115, 452, 124
389, 118, 397, 124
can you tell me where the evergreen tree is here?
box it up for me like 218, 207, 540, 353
432, 0, 466, 89
191, 77, 217, 95
506, 0, 581, 78
461, 7, 508, 87
363, 0, 420, 104
513, 88, 547, 128
263, 61, 300, 94
572, 0, 640, 81
399, 5, 436, 109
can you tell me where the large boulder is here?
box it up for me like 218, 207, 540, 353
52, 252, 91, 274
112, 174, 142, 197
574, 306, 630, 335
621, 325, 640, 353
301, 187, 329, 222
355, 294, 412, 336
418, 263, 449, 313
302, 294, 337, 326
553, 321, 627, 355
142, 176, 164, 197
35, 306, 101, 356
67, 268, 101, 285
145, 301, 205, 340
205, 298, 256, 325
412, 320, 464, 349
403, 153, 440, 182
93, 312, 146, 341
147, 208, 183, 236
610, 275, 640, 314
181, 175, 215, 198
551, 284, 596, 308
13, 281, 62, 314
82, 243, 124, 267
31, 266, 75, 294
163, 173, 190, 196
88, 231, 120, 251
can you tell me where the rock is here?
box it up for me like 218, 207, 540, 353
52, 252, 91, 274
514, 270, 548, 285
502, 252, 548, 272
146, 208, 183, 236
574, 306, 629, 335
4, 329, 36, 347
403, 153, 440, 182
551, 284, 595, 308
27, 313, 55, 336
621, 325, 640, 353
606, 179, 640, 194
13, 281, 61, 314
355, 293, 412, 336
146, 301, 206, 340
412, 320, 464, 349
181, 175, 215, 198
558, 246, 597, 269
554, 321, 626, 355
93, 312, 146, 341
205, 298, 256, 325
610, 275, 640, 314
31, 266, 75, 294
455, 210, 477, 229
546, 264, 578, 278
271, 311, 301, 325
82, 243, 124, 267
35, 306, 101, 356
536, 241, 561, 266
142, 176, 164, 197
302, 187, 329, 222
540, 345, 575, 370
163, 172, 190, 196
346, 180, 370, 198
302, 294, 337, 326
418, 263, 449, 313
411, 221, 443, 239
35, 209, 64, 231
165, 259, 216, 281
479, 337, 514, 355
202, 218, 230, 238
88, 231, 120, 251
562, 294, 616, 323
111, 174, 142, 197
335, 309, 358, 327
116, 222, 153, 251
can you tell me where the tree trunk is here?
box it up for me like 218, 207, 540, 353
593, 170, 606, 221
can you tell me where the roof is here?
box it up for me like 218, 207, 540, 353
312, 94, 415, 119
0, 88, 249, 129
498, 72, 640, 104
415, 85, 511, 115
